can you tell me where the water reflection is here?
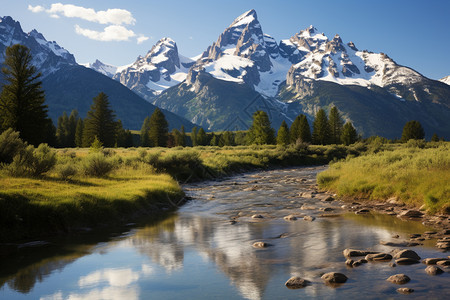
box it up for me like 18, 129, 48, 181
1, 167, 448, 300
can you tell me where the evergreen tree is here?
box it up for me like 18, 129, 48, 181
82, 92, 117, 147
140, 116, 151, 147
431, 133, 439, 142
115, 119, 128, 147
56, 111, 69, 147
276, 120, 290, 146
0, 44, 51, 146
246, 110, 275, 145
196, 128, 207, 146
222, 131, 234, 146
191, 126, 198, 146
312, 108, 331, 145
298, 114, 312, 143
328, 106, 343, 144
75, 118, 83, 147
341, 122, 358, 145
210, 134, 219, 146
401, 120, 425, 142
290, 115, 301, 143
67, 109, 79, 147
180, 125, 186, 146
148, 108, 169, 147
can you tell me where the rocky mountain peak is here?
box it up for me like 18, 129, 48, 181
325, 34, 346, 53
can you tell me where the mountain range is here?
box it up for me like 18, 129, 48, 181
1, 11, 449, 138
0, 16, 194, 131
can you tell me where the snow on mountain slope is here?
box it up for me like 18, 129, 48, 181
82, 59, 119, 78
111, 37, 195, 100
440, 75, 450, 85
0, 16, 76, 76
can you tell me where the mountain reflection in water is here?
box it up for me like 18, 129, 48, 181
1, 167, 448, 300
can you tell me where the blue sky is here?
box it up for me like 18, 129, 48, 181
3, 0, 450, 79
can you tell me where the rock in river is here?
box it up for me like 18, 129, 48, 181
303, 216, 315, 222
283, 215, 297, 221
365, 253, 392, 261
321, 272, 348, 284
422, 258, 449, 265
425, 265, 444, 275
252, 242, 270, 248
343, 249, 379, 258
387, 274, 410, 284
285, 277, 310, 289
393, 249, 421, 260
398, 210, 423, 218
397, 288, 414, 294
252, 214, 264, 219
396, 257, 420, 265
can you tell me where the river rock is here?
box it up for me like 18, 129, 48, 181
300, 192, 315, 198
422, 258, 449, 265
352, 261, 362, 267
398, 210, 423, 218
397, 288, 414, 294
355, 209, 370, 214
436, 240, 450, 250
321, 196, 334, 202
345, 259, 354, 266
320, 207, 333, 212
252, 214, 264, 219
303, 216, 315, 222
387, 274, 410, 284
436, 259, 450, 266
365, 253, 392, 261
381, 241, 421, 247
321, 272, 348, 284
396, 258, 420, 265
393, 249, 421, 260
300, 205, 316, 210
285, 277, 310, 289
389, 263, 397, 267
252, 242, 269, 248
283, 215, 297, 221
343, 249, 379, 258
425, 265, 444, 275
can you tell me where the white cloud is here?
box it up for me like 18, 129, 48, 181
46, 3, 136, 25
137, 35, 149, 44
28, 5, 45, 13
75, 25, 136, 42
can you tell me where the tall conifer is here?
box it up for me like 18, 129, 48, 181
312, 108, 331, 145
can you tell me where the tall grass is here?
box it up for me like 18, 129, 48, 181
317, 142, 450, 213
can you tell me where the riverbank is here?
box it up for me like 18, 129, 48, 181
0, 144, 359, 243
317, 142, 450, 214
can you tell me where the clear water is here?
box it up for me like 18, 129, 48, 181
1, 166, 449, 299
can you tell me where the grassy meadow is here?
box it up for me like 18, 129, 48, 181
317, 141, 450, 213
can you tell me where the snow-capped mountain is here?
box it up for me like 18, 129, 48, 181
440, 76, 450, 85
81, 59, 119, 78
108, 38, 195, 101
0, 16, 76, 76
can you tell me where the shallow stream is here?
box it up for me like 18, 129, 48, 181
1, 166, 448, 299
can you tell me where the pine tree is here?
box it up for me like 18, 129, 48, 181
401, 120, 425, 142
191, 127, 198, 146
56, 111, 69, 147
115, 119, 127, 147
222, 131, 234, 146
0, 44, 51, 146
431, 133, 439, 142
148, 108, 169, 147
82, 92, 117, 147
290, 115, 301, 143
328, 106, 343, 144
67, 109, 79, 147
246, 110, 275, 145
75, 118, 83, 147
196, 128, 207, 146
341, 122, 358, 145
210, 134, 219, 146
298, 115, 312, 143
180, 125, 186, 146
312, 108, 331, 145
276, 120, 290, 146
140, 116, 151, 147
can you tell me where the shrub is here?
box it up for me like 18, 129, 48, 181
55, 163, 77, 180
0, 129, 26, 164
82, 153, 115, 177
5, 144, 56, 177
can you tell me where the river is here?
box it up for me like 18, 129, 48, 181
0, 166, 449, 299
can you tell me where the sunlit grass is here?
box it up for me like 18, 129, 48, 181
318, 142, 450, 213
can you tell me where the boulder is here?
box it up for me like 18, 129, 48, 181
422, 258, 449, 265
343, 249, 379, 258
436, 260, 450, 267
320, 207, 333, 212
398, 210, 423, 218
397, 288, 414, 294
321, 272, 348, 284
365, 253, 392, 261
283, 215, 297, 221
303, 216, 315, 222
285, 277, 310, 289
352, 261, 362, 267
387, 274, 410, 284
396, 258, 420, 265
389, 263, 397, 267
251, 214, 264, 219
321, 196, 334, 202
393, 249, 421, 260
436, 240, 450, 250
300, 205, 316, 210
425, 265, 444, 275
345, 259, 354, 266
252, 242, 269, 248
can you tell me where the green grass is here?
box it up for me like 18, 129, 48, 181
317, 142, 450, 213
